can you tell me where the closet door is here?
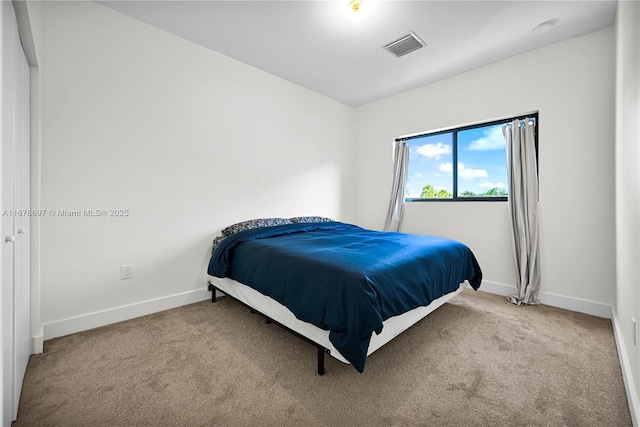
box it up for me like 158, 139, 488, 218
13, 2, 31, 420
2, 1, 31, 424
1, 0, 17, 419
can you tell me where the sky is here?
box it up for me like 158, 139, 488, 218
405, 123, 507, 198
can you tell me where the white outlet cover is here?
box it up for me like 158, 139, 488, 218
120, 264, 133, 280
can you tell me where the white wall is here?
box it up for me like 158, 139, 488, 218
615, 1, 640, 424
0, 3, 5, 425
38, 1, 355, 338
355, 27, 616, 309
9, 0, 637, 419
29, 0, 623, 349
15, 0, 640, 419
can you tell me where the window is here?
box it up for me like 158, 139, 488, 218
402, 114, 538, 201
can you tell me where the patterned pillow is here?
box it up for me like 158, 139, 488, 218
211, 235, 227, 254
289, 216, 334, 224
221, 217, 293, 237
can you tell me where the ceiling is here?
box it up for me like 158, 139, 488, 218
98, 1, 618, 107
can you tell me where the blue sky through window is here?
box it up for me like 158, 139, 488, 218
406, 124, 507, 198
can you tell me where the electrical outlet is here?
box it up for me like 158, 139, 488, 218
120, 264, 133, 280
633, 317, 637, 346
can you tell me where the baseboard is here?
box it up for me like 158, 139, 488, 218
31, 335, 43, 354
43, 288, 211, 341
612, 308, 639, 426
42, 281, 612, 338
478, 280, 613, 319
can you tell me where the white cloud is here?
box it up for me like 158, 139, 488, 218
458, 163, 488, 179
479, 182, 505, 188
416, 142, 451, 159
438, 162, 453, 173
438, 162, 488, 179
467, 125, 505, 151
414, 172, 423, 178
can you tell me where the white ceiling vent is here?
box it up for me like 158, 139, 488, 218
383, 31, 426, 58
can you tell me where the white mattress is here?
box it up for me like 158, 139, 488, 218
210, 276, 464, 365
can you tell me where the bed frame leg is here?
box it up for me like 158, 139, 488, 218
207, 281, 217, 303
317, 347, 326, 376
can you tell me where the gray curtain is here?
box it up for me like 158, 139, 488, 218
502, 118, 540, 305
383, 141, 409, 232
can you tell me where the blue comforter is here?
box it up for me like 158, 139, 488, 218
208, 222, 482, 372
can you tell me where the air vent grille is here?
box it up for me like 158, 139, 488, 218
383, 31, 425, 58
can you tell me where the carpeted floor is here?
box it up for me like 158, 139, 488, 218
13, 288, 631, 426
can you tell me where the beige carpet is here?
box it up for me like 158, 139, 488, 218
14, 289, 631, 426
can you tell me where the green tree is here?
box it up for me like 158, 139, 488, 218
483, 187, 507, 197
421, 184, 436, 198
437, 189, 452, 198
421, 184, 452, 199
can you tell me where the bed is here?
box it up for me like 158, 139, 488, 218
207, 217, 482, 374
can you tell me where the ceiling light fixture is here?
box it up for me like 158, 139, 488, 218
349, 0, 362, 13
533, 19, 559, 35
